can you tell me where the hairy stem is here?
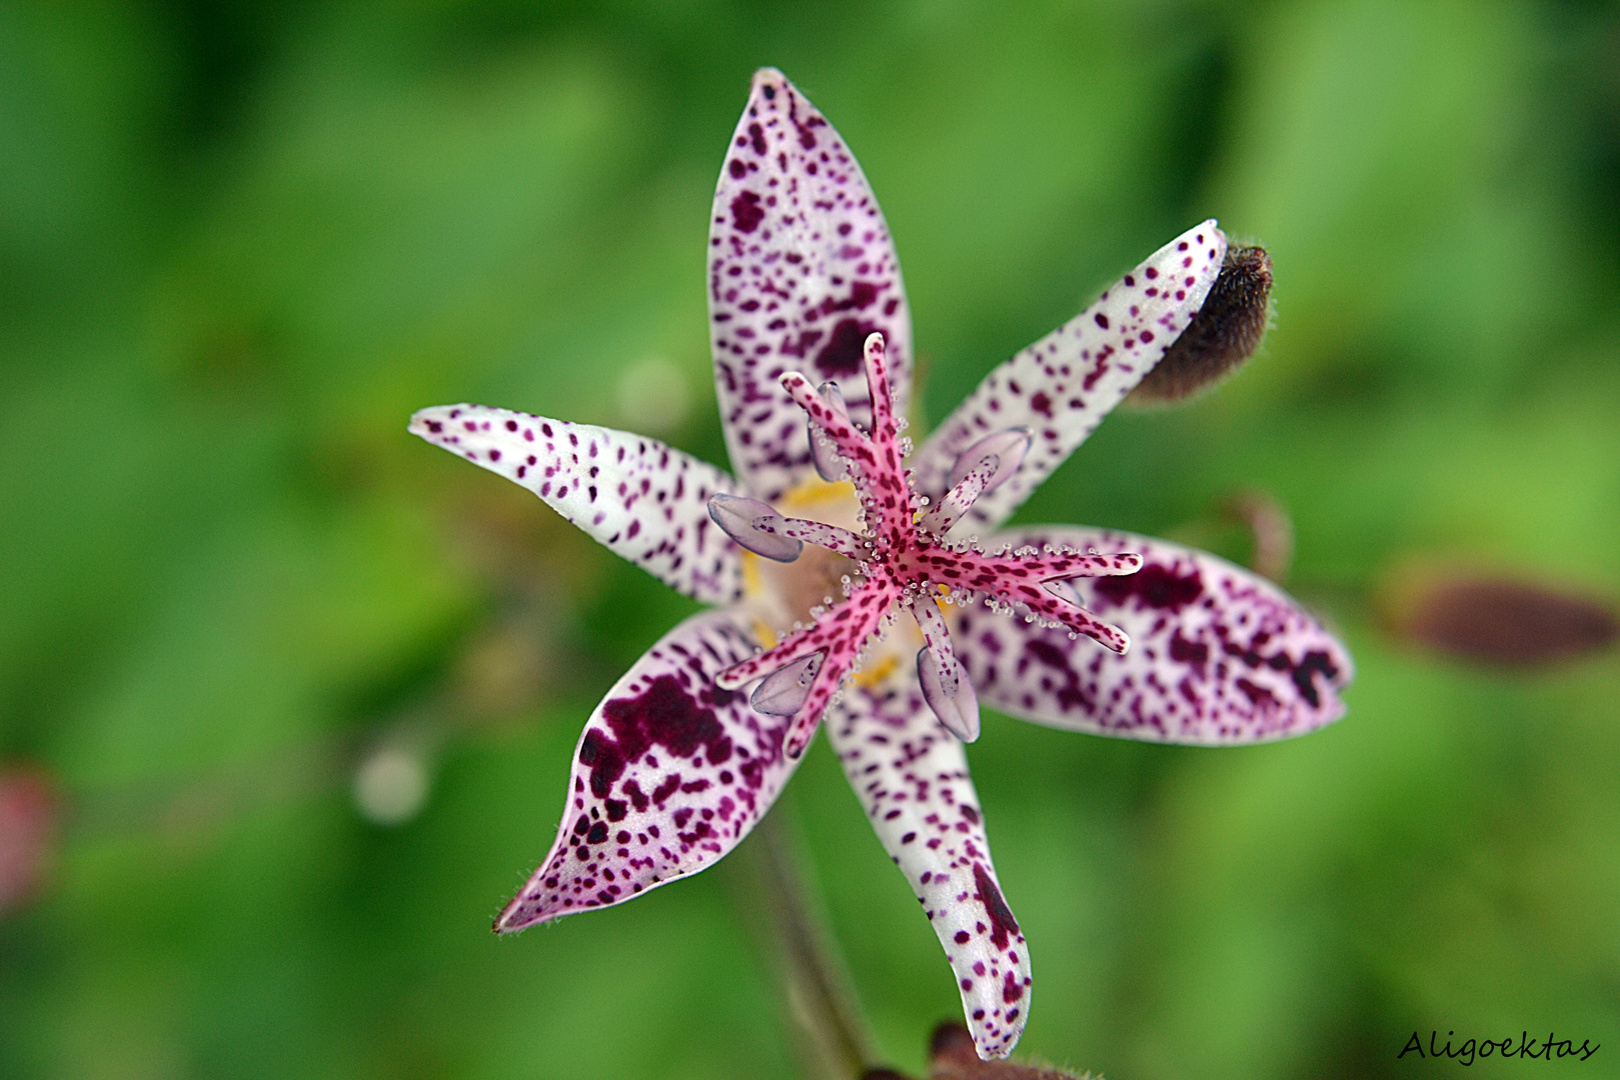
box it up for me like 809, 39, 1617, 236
727, 801, 878, 1079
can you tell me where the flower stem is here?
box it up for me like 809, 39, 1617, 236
727, 799, 878, 1079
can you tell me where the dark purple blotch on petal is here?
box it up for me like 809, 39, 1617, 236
584, 675, 739, 798
972, 863, 1019, 951
1092, 562, 1203, 612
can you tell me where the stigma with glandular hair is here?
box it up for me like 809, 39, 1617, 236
706, 332, 1142, 754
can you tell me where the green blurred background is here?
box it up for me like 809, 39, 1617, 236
3, 1, 1619, 1077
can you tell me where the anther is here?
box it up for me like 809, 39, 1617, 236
917, 647, 980, 742
751, 653, 824, 716
707, 494, 803, 562
946, 427, 1032, 496
808, 381, 851, 482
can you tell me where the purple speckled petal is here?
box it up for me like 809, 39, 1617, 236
825, 679, 1031, 1060
954, 528, 1353, 743
410, 404, 742, 604
709, 68, 913, 503
913, 222, 1227, 532
496, 609, 798, 931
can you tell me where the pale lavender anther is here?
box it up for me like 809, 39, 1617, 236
708, 493, 803, 563
917, 647, 981, 742
808, 382, 852, 483
780, 370, 878, 485
946, 427, 1032, 497
1043, 577, 1085, 606
752, 652, 825, 716
908, 592, 979, 740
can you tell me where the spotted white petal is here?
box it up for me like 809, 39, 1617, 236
709, 68, 913, 503
496, 610, 800, 930
411, 404, 743, 604
954, 528, 1352, 743
825, 679, 1030, 1060
913, 222, 1227, 531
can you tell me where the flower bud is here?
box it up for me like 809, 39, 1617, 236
928, 1021, 1089, 1078
1128, 244, 1272, 404
1389, 572, 1618, 666
809, 381, 852, 482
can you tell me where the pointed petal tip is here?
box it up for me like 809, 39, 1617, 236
506, 611, 801, 930
711, 65, 913, 501
826, 685, 1029, 1060
407, 403, 458, 440
912, 219, 1230, 532
492, 896, 552, 934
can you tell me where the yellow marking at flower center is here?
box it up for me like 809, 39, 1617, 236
739, 474, 912, 689
750, 616, 779, 650
852, 652, 899, 688
777, 476, 858, 515
741, 549, 765, 599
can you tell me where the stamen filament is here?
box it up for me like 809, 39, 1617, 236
919, 453, 998, 537
753, 517, 864, 559
908, 593, 960, 699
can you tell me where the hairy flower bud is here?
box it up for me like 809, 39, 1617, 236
927, 1022, 1092, 1078
1128, 244, 1272, 404
857, 1021, 1097, 1079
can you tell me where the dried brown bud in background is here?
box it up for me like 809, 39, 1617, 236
857, 1023, 1095, 1080
0, 766, 58, 916
1128, 243, 1272, 404
1385, 570, 1619, 666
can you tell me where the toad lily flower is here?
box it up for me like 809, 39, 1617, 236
410, 69, 1351, 1060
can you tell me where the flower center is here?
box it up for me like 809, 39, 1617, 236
709, 333, 1141, 757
